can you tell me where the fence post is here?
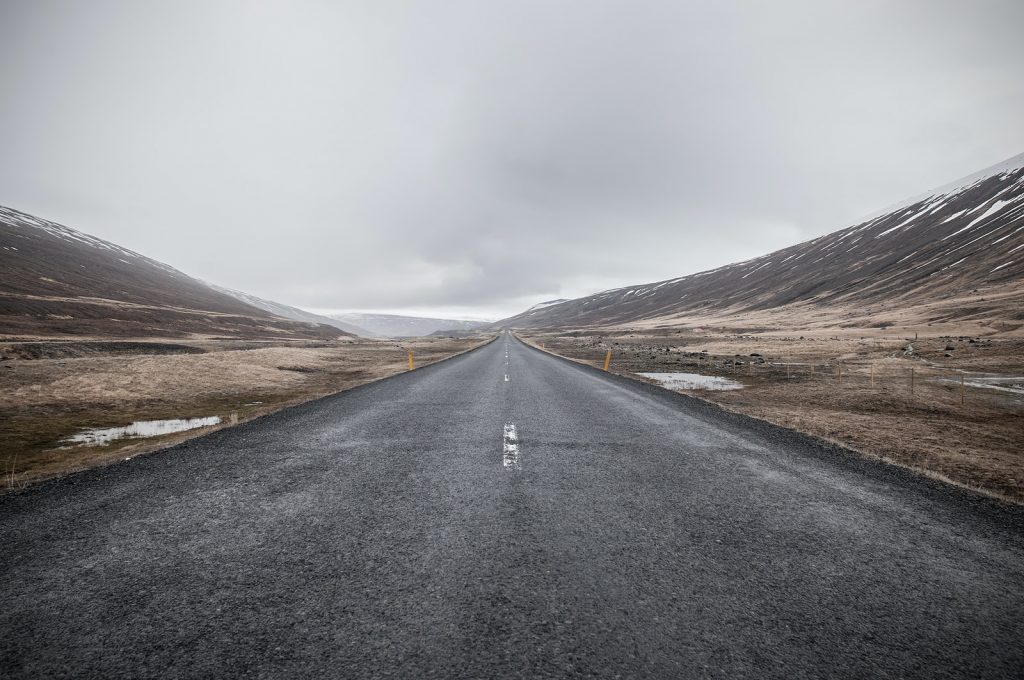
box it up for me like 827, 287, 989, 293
870, 363, 874, 388
910, 367, 914, 395
838, 363, 842, 385
960, 373, 965, 406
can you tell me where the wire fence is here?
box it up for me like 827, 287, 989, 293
682, 355, 1023, 404
533, 342, 1024, 405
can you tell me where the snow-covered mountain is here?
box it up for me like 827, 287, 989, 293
328, 312, 489, 338
0, 205, 350, 340
497, 152, 1024, 331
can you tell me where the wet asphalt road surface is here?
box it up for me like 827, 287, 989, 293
2, 333, 1023, 678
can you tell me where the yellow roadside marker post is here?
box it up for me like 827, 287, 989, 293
603, 350, 612, 372
408, 350, 414, 370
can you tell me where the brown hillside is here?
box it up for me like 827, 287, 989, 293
0, 205, 348, 340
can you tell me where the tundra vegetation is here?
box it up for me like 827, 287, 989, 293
0, 335, 489, 488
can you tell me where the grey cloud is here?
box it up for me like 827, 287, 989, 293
2, 0, 1022, 318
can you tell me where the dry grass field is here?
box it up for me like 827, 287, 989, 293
0, 335, 491, 489
520, 328, 1024, 503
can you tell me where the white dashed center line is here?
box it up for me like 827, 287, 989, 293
503, 422, 520, 469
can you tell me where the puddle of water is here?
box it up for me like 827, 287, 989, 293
936, 376, 1024, 396
65, 416, 222, 446
639, 372, 744, 391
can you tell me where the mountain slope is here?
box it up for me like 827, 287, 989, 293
206, 284, 373, 337
499, 152, 1024, 332
0, 205, 349, 340
328, 313, 488, 338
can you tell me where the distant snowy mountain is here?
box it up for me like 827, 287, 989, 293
0, 205, 349, 340
207, 284, 372, 337
497, 152, 1024, 331
329, 312, 488, 338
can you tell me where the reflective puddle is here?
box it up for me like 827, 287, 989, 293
965, 376, 1024, 395
937, 375, 1024, 396
639, 372, 744, 391
65, 416, 222, 446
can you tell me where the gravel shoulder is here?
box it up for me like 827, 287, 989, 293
518, 329, 1024, 503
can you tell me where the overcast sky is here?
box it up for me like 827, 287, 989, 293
2, 1, 1023, 319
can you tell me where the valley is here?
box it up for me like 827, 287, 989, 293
4, 5, 1023, 676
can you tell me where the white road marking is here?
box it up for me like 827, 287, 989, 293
503, 422, 520, 469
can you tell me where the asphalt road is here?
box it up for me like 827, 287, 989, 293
2, 333, 1023, 678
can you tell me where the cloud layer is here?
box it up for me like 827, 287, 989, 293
2, 0, 1023, 318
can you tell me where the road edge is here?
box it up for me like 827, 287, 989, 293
2, 335, 501, 496
514, 334, 1024, 513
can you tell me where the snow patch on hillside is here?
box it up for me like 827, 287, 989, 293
526, 299, 569, 313
861, 152, 1024, 223
0, 205, 184, 278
